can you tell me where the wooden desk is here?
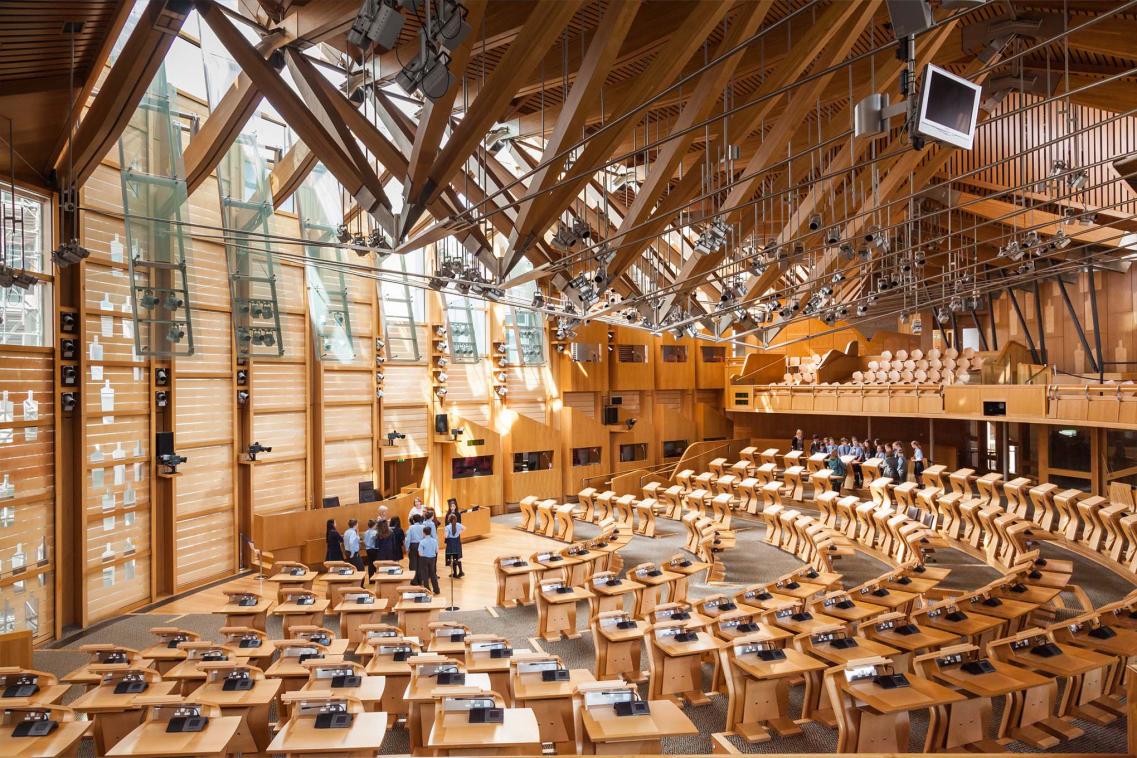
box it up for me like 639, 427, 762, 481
106, 716, 243, 757
628, 567, 681, 618
192, 675, 281, 753
838, 670, 965, 752
768, 607, 846, 636
536, 585, 593, 641
664, 558, 710, 604
70, 679, 178, 754
272, 597, 330, 638
404, 672, 493, 753
495, 559, 535, 608
1001, 636, 1116, 725
512, 668, 595, 754
921, 606, 1004, 644
164, 654, 249, 696
138, 630, 198, 675
0, 670, 68, 708
217, 595, 273, 631
267, 570, 317, 601
268, 711, 388, 757
298, 675, 387, 712
563, 549, 606, 587
923, 653, 1053, 750
724, 643, 827, 742
319, 566, 367, 600
428, 707, 541, 756
360, 640, 420, 719
372, 565, 413, 606
588, 576, 643, 617
578, 698, 698, 754
332, 594, 388, 644
393, 595, 452, 641
816, 595, 888, 625
0, 720, 89, 757
648, 628, 721, 705
592, 615, 648, 682
265, 647, 346, 694
532, 553, 581, 583
866, 619, 959, 665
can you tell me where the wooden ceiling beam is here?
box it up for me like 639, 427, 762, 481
656, 0, 882, 318
53, 0, 190, 188
606, 0, 797, 283
506, 2, 731, 269
269, 139, 318, 208
404, 0, 489, 220
502, 0, 643, 272
401, 0, 585, 236
284, 47, 396, 232
182, 30, 290, 195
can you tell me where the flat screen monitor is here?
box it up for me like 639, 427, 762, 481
322, 496, 341, 509
917, 64, 982, 150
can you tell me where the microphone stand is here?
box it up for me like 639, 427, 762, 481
444, 559, 459, 611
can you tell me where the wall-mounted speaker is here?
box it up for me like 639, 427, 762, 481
602, 406, 618, 426
156, 431, 175, 458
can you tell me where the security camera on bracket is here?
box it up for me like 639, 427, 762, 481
384, 430, 407, 447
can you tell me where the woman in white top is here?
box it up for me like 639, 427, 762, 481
408, 497, 425, 521
911, 440, 926, 481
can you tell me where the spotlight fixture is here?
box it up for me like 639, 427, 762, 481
61, 339, 77, 359
155, 368, 170, 386
60, 312, 77, 333
50, 239, 90, 268
335, 224, 351, 243
246, 442, 272, 462
237, 390, 249, 405
808, 214, 822, 232
625, 417, 637, 430
347, 0, 405, 52
1051, 229, 1071, 249
832, 272, 845, 284
824, 227, 840, 245
396, 28, 454, 102
61, 365, 77, 387
61, 392, 78, 413
856, 304, 870, 316
155, 391, 169, 408
235, 369, 247, 386
158, 452, 187, 475
935, 306, 951, 325
435, 386, 448, 398
1068, 168, 1089, 191
495, 385, 508, 397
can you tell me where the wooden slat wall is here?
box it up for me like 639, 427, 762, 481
0, 349, 56, 642
78, 183, 155, 622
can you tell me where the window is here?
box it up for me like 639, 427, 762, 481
661, 345, 688, 363
700, 346, 726, 363
381, 252, 425, 361
513, 450, 553, 472
619, 443, 648, 463
570, 342, 601, 362
662, 440, 688, 458
444, 294, 486, 363
617, 345, 646, 363
1, 188, 49, 346
572, 447, 602, 466
503, 307, 546, 366
452, 455, 493, 479
1049, 427, 1091, 472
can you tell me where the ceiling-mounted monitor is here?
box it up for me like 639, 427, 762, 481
916, 64, 983, 150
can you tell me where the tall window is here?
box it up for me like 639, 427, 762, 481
502, 258, 545, 365
444, 294, 486, 363
0, 189, 49, 346
380, 252, 425, 361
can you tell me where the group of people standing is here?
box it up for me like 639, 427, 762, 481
790, 430, 927, 487
323, 497, 467, 595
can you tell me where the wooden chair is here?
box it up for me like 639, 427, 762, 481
518, 495, 539, 532
576, 488, 598, 523
634, 498, 658, 538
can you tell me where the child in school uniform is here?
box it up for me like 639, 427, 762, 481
444, 513, 465, 578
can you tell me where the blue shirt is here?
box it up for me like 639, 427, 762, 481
418, 535, 439, 558
363, 528, 377, 550
343, 528, 360, 556
406, 523, 425, 546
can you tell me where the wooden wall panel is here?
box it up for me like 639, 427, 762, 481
252, 363, 306, 411
252, 412, 307, 457
251, 459, 307, 516
322, 369, 371, 397
183, 240, 230, 310
177, 310, 231, 374
277, 313, 309, 360
382, 406, 429, 459
172, 444, 235, 589
562, 406, 610, 494
175, 378, 234, 447
385, 364, 429, 405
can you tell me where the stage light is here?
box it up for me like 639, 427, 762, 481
237, 390, 250, 405
51, 239, 90, 268
166, 323, 186, 343
832, 272, 845, 283
336, 224, 351, 243
61, 392, 78, 413
348, 0, 405, 52
625, 418, 637, 430
808, 214, 822, 232
495, 385, 508, 397
856, 304, 870, 316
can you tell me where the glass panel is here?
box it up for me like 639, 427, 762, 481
444, 294, 485, 363
700, 346, 726, 362
0, 189, 48, 346
297, 165, 355, 362
118, 65, 195, 357
661, 345, 688, 363
452, 455, 493, 479
662, 440, 688, 458
513, 451, 553, 472
619, 443, 647, 462
1106, 429, 1137, 479
380, 253, 423, 362
202, 20, 284, 358
1049, 426, 1091, 472
572, 447, 602, 466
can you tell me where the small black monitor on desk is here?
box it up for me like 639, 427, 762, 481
322, 496, 341, 509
